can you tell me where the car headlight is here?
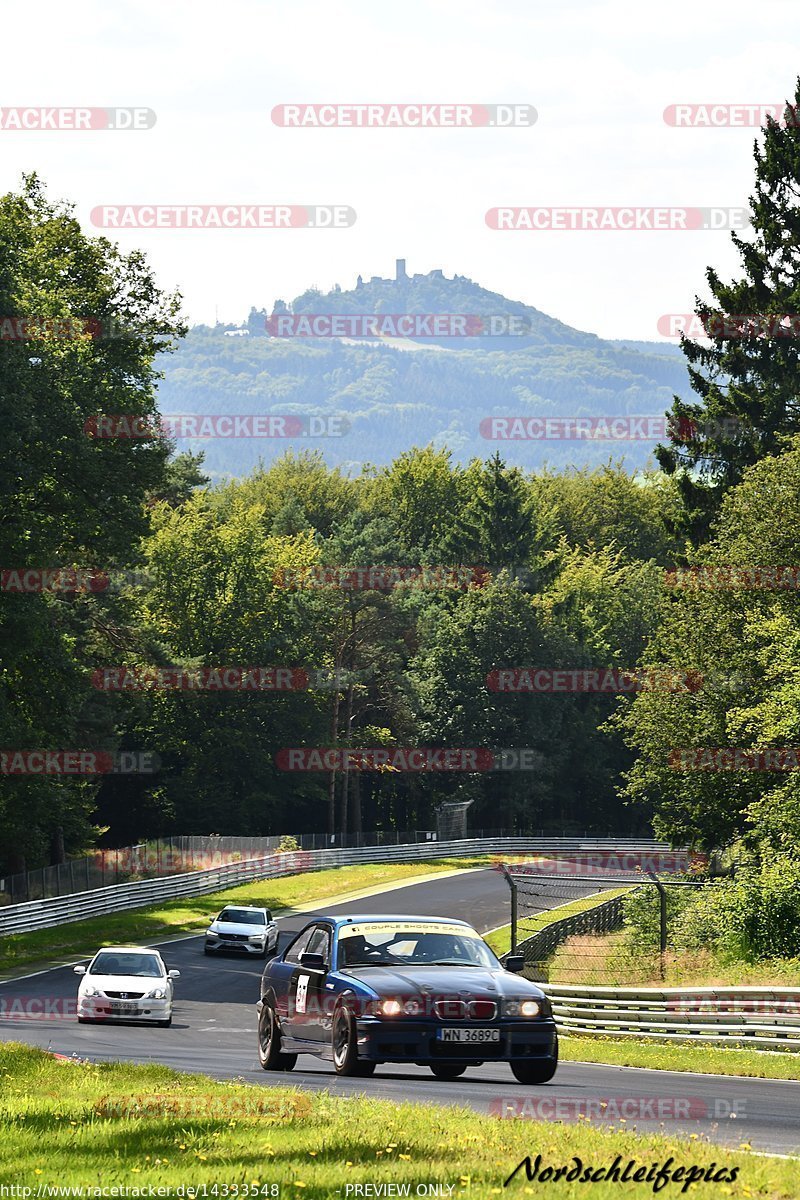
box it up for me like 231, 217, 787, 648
249, 936, 264, 943
82, 986, 100, 997
206, 931, 219, 938
378, 999, 403, 1017
147, 987, 167, 1000
403, 998, 423, 1016
506, 998, 545, 1017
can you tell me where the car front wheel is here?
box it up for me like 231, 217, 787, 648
257, 1002, 297, 1071
332, 1006, 376, 1077
509, 1058, 557, 1084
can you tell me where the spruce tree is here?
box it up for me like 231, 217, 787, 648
657, 79, 800, 540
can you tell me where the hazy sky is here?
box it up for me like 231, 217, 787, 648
1, 0, 799, 339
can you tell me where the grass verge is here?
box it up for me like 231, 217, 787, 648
0, 858, 491, 976
561, 1035, 800, 1081
0, 1042, 790, 1196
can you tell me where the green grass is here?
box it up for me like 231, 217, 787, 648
561, 1035, 800, 1081
0, 1043, 791, 1196
0, 858, 491, 976
485, 888, 631, 957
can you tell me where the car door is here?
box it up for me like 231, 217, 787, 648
274, 926, 315, 1034
285, 923, 330, 1043
299, 925, 332, 1044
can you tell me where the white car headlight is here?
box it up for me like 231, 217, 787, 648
379, 999, 403, 1017
207, 931, 219, 938
506, 998, 542, 1017
148, 987, 167, 1000
82, 986, 100, 997
248, 936, 264, 943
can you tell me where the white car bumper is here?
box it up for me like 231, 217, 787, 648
77, 995, 172, 1022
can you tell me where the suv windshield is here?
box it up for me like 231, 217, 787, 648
218, 909, 265, 925
338, 924, 497, 969
90, 952, 164, 977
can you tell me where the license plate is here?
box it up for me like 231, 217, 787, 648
436, 1028, 500, 1043
109, 1002, 138, 1011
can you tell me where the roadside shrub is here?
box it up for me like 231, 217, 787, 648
675, 855, 800, 961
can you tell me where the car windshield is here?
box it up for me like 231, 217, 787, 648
218, 909, 265, 925
90, 952, 164, 977
337, 923, 498, 969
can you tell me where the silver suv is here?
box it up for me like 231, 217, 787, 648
204, 906, 278, 957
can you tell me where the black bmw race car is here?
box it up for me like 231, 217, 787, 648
256, 913, 558, 1082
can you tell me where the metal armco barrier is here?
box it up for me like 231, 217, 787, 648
546, 984, 800, 1051
0, 837, 671, 937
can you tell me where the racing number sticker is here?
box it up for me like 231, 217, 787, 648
296, 974, 310, 1013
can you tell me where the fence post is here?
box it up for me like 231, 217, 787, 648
648, 871, 668, 980
499, 863, 517, 953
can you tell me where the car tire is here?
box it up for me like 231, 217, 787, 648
204, 946, 214, 956
429, 1063, 468, 1080
332, 1005, 376, 1077
258, 1001, 297, 1072
509, 1058, 557, 1085
158, 1016, 172, 1028
77, 1016, 94, 1024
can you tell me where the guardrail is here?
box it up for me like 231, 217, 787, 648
0, 837, 672, 937
546, 984, 800, 1050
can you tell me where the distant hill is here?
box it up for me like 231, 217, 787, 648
155, 267, 690, 479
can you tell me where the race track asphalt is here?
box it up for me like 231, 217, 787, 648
1, 868, 797, 1156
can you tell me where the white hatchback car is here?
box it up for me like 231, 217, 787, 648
204, 906, 278, 957
74, 946, 179, 1026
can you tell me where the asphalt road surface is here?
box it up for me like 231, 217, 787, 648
1, 868, 798, 1155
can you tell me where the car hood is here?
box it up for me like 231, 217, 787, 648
210, 920, 265, 935
81, 974, 165, 993
339, 965, 544, 1000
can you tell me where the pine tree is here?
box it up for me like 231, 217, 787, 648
444, 453, 537, 573
657, 79, 800, 540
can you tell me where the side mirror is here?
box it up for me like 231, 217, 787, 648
73, 965, 87, 975
167, 969, 181, 979
505, 955, 525, 974
299, 952, 326, 971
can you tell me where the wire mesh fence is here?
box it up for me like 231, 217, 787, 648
502, 852, 709, 985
